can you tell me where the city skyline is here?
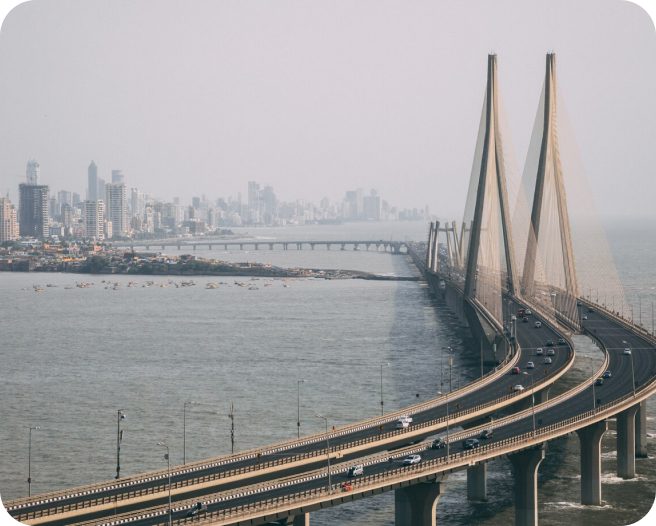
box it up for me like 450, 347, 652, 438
0, 1, 655, 221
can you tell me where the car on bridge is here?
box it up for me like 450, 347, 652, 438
512, 366, 521, 375
623, 348, 632, 355
558, 338, 566, 345
431, 437, 446, 449
186, 502, 208, 517
463, 438, 481, 449
513, 384, 525, 392
536, 348, 544, 355
546, 349, 555, 356
347, 464, 364, 477
603, 370, 612, 379
595, 378, 604, 386
546, 340, 555, 347
526, 361, 535, 369
480, 429, 493, 439
544, 357, 553, 364
523, 316, 529, 323
534, 321, 542, 328
525, 309, 532, 315
402, 454, 422, 465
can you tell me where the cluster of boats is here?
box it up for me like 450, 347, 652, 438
27, 277, 292, 292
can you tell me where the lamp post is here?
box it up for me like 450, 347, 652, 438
157, 442, 172, 526
315, 414, 332, 492
27, 426, 39, 497
183, 401, 196, 465
297, 379, 305, 438
115, 410, 126, 479
446, 356, 453, 457
441, 347, 452, 392
380, 362, 390, 416
228, 401, 235, 455
591, 360, 597, 414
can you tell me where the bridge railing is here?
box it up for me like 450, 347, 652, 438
183, 364, 656, 526
579, 297, 656, 347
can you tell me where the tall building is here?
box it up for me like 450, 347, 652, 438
84, 200, 104, 240
111, 169, 124, 184
0, 197, 19, 242
363, 189, 381, 220
87, 161, 98, 201
19, 184, 49, 238
26, 160, 40, 185
105, 183, 128, 238
247, 181, 261, 223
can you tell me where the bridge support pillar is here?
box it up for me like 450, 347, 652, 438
509, 444, 545, 526
636, 399, 648, 458
617, 404, 639, 479
576, 419, 607, 505
291, 512, 310, 525
394, 478, 445, 526
467, 462, 487, 501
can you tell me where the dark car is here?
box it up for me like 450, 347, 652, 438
479, 429, 493, 439
546, 340, 554, 347
463, 438, 480, 449
558, 338, 566, 345
523, 317, 529, 323
603, 370, 612, 379
595, 377, 604, 386
187, 502, 208, 517
431, 437, 446, 449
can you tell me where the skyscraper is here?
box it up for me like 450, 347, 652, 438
26, 160, 40, 185
87, 161, 98, 201
84, 200, 104, 241
18, 184, 49, 238
105, 183, 128, 238
111, 170, 124, 184
0, 197, 19, 242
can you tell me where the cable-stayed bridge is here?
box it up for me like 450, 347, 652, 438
5, 54, 656, 526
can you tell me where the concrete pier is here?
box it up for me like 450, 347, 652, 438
291, 512, 310, 525
395, 479, 445, 526
467, 462, 487, 501
636, 399, 648, 458
576, 419, 607, 505
617, 404, 639, 479
509, 444, 545, 526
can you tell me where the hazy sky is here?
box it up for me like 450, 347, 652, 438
0, 0, 654, 220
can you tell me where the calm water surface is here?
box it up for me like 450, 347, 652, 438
1, 220, 654, 525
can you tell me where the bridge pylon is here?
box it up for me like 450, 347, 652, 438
520, 53, 579, 327
461, 54, 519, 327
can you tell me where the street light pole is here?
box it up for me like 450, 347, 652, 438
183, 401, 195, 465
591, 360, 597, 414
115, 410, 126, 479
157, 442, 172, 526
228, 401, 235, 455
297, 379, 305, 438
27, 426, 39, 497
315, 414, 332, 492
380, 362, 390, 416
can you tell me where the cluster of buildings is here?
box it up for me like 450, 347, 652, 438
0, 160, 431, 243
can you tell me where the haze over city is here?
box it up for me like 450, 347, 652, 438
1, 0, 655, 221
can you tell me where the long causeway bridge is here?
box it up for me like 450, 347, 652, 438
113, 240, 408, 254
5, 53, 655, 526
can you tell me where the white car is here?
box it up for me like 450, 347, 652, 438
399, 415, 413, 424
536, 348, 544, 355
623, 348, 632, 355
546, 349, 555, 356
395, 419, 410, 429
534, 321, 542, 328
544, 357, 553, 364
402, 454, 422, 465
513, 384, 525, 392
525, 309, 532, 315
526, 361, 535, 369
